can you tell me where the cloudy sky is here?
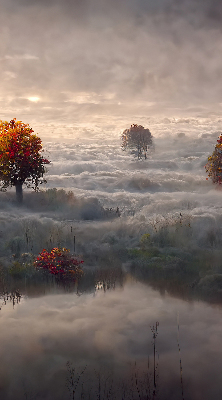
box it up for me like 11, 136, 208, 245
1, 0, 222, 128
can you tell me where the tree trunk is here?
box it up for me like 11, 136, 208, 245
15, 182, 23, 204
137, 144, 140, 160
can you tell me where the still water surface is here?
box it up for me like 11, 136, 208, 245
1, 278, 222, 400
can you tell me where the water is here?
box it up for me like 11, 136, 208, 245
1, 277, 222, 400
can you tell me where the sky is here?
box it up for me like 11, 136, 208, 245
1, 0, 222, 130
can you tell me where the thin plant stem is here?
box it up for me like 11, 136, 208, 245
177, 313, 185, 400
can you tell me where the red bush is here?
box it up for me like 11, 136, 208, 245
35, 247, 83, 280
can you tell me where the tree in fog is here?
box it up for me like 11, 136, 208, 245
121, 124, 153, 159
0, 118, 50, 203
205, 134, 222, 184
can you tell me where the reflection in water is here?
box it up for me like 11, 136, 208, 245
94, 267, 124, 293
0, 290, 21, 310
0, 280, 222, 399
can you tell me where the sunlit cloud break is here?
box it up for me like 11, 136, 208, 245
28, 97, 40, 102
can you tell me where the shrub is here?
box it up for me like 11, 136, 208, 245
34, 247, 83, 280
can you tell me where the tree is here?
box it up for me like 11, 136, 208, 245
121, 124, 153, 159
205, 134, 222, 184
34, 247, 84, 281
0, 118, 50, 203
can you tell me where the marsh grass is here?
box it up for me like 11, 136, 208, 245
127, 215, 222, 303
64, 322, 161, 400
66, 362, 87, 400
65, 362, 157, 399
177, 314, 185, 400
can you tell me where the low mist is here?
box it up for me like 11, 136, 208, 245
0, 120, 222, 399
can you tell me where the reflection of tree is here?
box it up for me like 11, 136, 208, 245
95, 267, 124, 292
0, 289, 21, 310
0, 263, 6, 291
0, 266, 21, 310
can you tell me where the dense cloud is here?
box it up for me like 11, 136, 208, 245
1, 0, 222, 125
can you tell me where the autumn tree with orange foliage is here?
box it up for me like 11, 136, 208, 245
0, 118, 50, 203
121, 124, 153, 159
205, 134, 222, 184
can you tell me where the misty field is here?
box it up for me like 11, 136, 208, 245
1, 120, 222, 400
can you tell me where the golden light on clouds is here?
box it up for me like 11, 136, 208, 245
63, 91, 115, 104
28, 97, 40, 102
